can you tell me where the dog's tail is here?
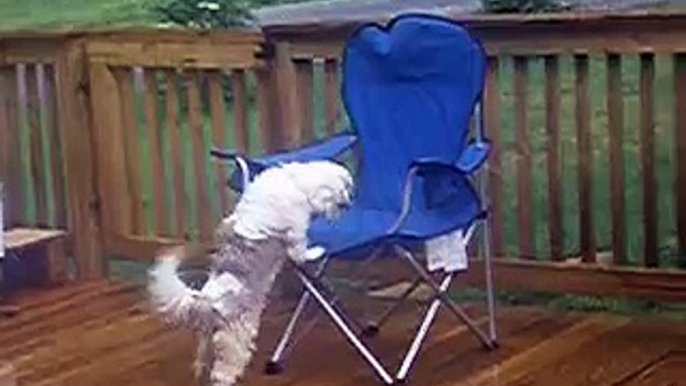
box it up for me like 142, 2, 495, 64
147, 246, 217, 331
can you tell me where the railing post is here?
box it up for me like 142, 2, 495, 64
87, 62, 132, 253
55, 39, 104, 280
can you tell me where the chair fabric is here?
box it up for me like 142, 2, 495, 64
306, 14, 488, 258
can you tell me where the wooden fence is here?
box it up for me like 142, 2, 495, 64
0, 30, 273, 279
2, 13, 686, 300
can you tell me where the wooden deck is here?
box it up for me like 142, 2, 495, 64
1, 281, 685, 386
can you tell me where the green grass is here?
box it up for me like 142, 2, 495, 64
449, 286, 686, 320
0, 0, 158, 30
106, 256, 686, 320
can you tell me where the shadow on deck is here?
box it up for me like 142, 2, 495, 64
0, 281, 684, 386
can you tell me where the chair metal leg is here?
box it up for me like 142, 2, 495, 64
304, 247, 387, 335
364, 277, 422, 337
266, 253, 374, 373
395, 246, 492, 349
269, 277, 367, 374
482, 218, 497, 345
296, 266, 395, 385
396, 274, 452, 382
478, 162, 498, 346
265, 289, 312, 373
266, 257, 331, 373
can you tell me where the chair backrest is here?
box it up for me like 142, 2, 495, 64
342, 14, 486, 211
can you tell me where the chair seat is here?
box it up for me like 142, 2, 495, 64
308, 196, 481, 259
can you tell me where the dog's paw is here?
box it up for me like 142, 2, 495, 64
303, 246, 326, 262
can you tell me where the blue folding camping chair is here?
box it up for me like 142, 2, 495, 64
211, 13, 498, 385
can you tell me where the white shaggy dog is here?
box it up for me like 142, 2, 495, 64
147, 161, 353, 386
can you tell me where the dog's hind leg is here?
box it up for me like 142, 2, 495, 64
195, 331, 216, 386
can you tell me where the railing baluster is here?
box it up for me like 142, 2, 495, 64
0, 86, 7, 219
294, 59, 314, 143
187, 71, 212, 240
640, 53, 658, 268
43, 64, 66, 229
0, 66, 17, 226
89, 64, 130, 238
484, 56, 505, 258
606, 54, 626, 265
164, 69, 186, 239
257, 67, 279, 152
143, 69, 166, 236
231, 69, 249, 154
514, 56, 534, 259
26, 64, 48, 227
324, 58, 340, 135
545, 55, 564, 261
575, 54, 596, 263
2, 66, 23, 226
114, 68, 145, 236
208, 70, 230, 216
675, 53, 686, 267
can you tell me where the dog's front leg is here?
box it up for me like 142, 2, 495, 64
288, 241, 307, 265
195, 331, 216, 386
285, 230, 309, 265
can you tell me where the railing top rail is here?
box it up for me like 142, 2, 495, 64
0, 27, 263, 44
0, 28, 266, 67
262, 10, 686, 57
263, 10, 686, 38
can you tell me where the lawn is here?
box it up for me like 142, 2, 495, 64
0, 0, 157, 30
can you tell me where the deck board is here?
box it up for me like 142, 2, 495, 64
0, 282, 684, 386
619, 353, 686, 386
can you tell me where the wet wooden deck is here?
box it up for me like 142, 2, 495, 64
1, 281, 685, 386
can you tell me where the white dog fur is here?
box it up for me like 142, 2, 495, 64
147, 161, 353, 386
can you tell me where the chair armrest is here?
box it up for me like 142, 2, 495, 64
207, 151, 262, 191
407, 140, 491, 177
388, 155, 484, 234
211, 131, 357, 192
253, 131, 356, 166
456, 140, 491, 174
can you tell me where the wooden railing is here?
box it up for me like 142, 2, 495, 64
2, 13, 686, 300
